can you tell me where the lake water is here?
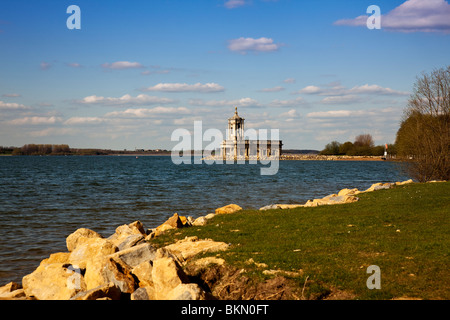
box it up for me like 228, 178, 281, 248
0, 156, 410, 284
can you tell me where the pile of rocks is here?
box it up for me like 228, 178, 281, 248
259, 180, 414, 211
0, 217, 230, 300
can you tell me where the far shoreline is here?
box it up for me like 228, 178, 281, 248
1, 153, 395, 161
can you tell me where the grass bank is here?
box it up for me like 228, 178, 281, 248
152, 182, 449, 300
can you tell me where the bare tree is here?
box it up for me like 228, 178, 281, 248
354, 134, 375, 147
396, 66, 450, 181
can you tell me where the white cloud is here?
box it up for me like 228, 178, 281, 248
67, 62, 82, 68
143, 82, 225, 93
64, 117, 105, 125
295, 85, 323, 94
268, 97, 305, 108
306, 107, 399, 119
258, 86, 285, 92
105, 106, 191, 118
188, 97, 260, 107
228, 37, 281, 54
0, 100, 31, 110
224, 0, 246, 9
77, 94, 176, 106
2, 93, 21, 98
283, 78, 296, 84
141, 69, 170, 76
348, 84, 409, 96
334, 0, 450, 33
279, 109, 299, 119
30, 127, 78, 137
293, 83, 409, 98
321, 95, 361, 104
40, 62, 51, 70
9, 116, 62, 125
101, 61, 144, 69
307, 110, 358, 118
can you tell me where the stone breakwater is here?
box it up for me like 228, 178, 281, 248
0, 180, 415, 300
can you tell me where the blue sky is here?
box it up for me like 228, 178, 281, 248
1, 0, 449, 150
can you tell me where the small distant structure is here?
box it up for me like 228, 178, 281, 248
382, 143, 388, 160
220, 107, 282, 161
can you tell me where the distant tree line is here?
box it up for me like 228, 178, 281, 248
319, 134, 396, 156
6, 144, 171, 156
0, 146, 15, 155
10, 144, 111, 156
12, 144, 72, 155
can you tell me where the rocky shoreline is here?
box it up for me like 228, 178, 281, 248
0, 179, 416, 300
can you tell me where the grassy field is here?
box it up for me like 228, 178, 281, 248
152, 182, 450, 300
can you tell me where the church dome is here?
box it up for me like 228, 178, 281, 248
229, 107, 244, 120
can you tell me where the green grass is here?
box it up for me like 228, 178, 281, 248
151, 182, 450, 300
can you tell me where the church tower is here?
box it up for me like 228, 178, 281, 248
227, 107, 244, 140
220, 106, 282, 161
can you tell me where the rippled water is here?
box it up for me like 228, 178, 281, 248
0, 156, 409, 284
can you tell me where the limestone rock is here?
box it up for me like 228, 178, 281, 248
215, 204, 242, 215
179, 215, 192, 227
84, 256, 108, 290
304, 195, 359, 207
0, 281, 21, 295
128, 220, 146, 234
108, 221, 146, 248
132, 260, 153, 287
109, 243, 157, 268
165, 213, 186, 228
364, 182, 392, 192
338, 188, 360, 196
165, 283, 206, 300
102, 257, 137, 294
275, 204, 304, 209
130, 286, 156, 300
259, 204, 280, 211
0, 282, 26, 299
303, 199, 317, 207
205, 213, 216, 220
326, 195, 359, 204
395, 179, 414, 185
163, 236, 229, 262
154, 213, 191, 236
43, 252, 71, 265
145, 231, 156, 241
154, 223, 174, 236
187, 216, 195, 225
192, 216, 207, 226
66, 228, 103, 252
70, 283, 121, 300
152, 256, 189, 299
116, 234, 145, 251
113, 220, 145, 238
0, 288, 26, 299
69, 237, 118, 269
259, 204, 304, 210
84, 255, 137, 293
22, 263, 86, 300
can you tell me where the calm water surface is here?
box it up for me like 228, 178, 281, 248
0, 156, 409, 284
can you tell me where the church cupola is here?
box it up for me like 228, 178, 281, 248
227, 107, 245, 140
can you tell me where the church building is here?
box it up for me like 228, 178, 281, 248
220, 107, 283, 160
